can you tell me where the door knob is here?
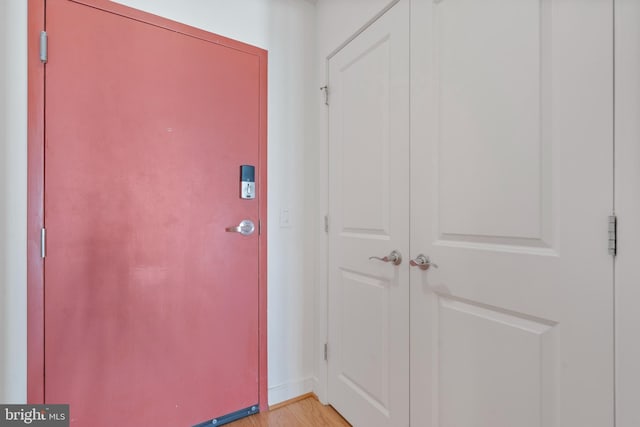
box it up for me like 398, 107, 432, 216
369, 250, 402, 266
225, 219, 255, 236
409, 254, 438, 270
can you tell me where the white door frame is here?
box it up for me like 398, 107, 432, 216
614, 1, 640, 425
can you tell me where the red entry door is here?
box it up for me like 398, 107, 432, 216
42, 1, 266, 426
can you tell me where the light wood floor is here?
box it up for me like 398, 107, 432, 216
228, 396, 351, 427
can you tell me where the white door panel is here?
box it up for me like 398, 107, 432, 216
328, 1, 410, 426
438, 298, 557, 427
436, 0, 548, 243
411, 1, 614, 427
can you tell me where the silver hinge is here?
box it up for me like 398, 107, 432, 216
258, 219, 262, 235
40, 31, 48, 63
324, 343, 328, 361
41, 228, 46, 258
608, 215, 617, 256
320, 85, 329, 106
324, 215, 329, 233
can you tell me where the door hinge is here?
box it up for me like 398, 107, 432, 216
41, 228, 46, 259
40, 31, 48, 63
258, 219, 262, 235
608, 215, 617, 256
324, 215, 329, 233
324, 343, 328, 361
320, 85, 329, 106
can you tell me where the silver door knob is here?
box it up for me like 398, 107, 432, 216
369, 250, 402, 266
409, 254, 438, 270
226, 219, 255, 236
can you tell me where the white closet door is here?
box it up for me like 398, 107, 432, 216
327, 1, 410, 426
410, 0, 614, 426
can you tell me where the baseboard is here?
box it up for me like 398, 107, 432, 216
268, 376, 314, 406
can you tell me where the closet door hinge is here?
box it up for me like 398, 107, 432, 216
608, 215, 617, 256
324, 215, 329, 233
40, 31, 48, 63
324, 343, 328, 361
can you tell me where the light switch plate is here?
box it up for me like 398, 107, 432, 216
280, 208, 291, 228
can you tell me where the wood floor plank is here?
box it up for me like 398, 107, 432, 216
289, 397, 351, 426
227, 396, 351, 427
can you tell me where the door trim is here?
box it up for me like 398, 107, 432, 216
614, 0, 640, 423
325, 0, 401, 60
26, 0, 269, 410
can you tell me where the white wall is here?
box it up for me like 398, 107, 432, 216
0, 0, 317, 406
0, 0, 28, 404
312, 0, 396, 403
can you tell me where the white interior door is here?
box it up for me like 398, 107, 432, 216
410, 0, 614, 426
327, 1, 410, 426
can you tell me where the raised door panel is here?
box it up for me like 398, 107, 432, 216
438, 297, 557, 427
435, 0, 552, 250
340, 36, 391, 238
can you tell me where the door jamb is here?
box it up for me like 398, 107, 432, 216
614, 0, 640, 423
26, 0, 269, 411
27, 0, 45, 404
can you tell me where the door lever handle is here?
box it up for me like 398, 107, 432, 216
369, 250, 402, 266
225, 219, 255, 236
409, 254, 438, 270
